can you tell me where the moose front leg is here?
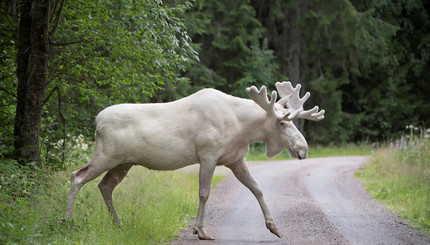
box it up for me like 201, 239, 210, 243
194, 160, 217, 240
228, 158, 281, 238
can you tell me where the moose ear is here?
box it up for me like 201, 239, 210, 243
266, 93, 272, 101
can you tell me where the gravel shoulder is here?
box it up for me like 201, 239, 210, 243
172, 156, 430, 244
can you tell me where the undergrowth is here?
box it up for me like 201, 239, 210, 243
0, 144, 223, 244
356, 139, 430, 234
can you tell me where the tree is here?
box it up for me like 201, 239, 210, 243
185, 0, 281, 97
14, 0, 60, 164
253, 0, 399, 143
253, 0, 309, 131
353, 0, 430, 133
187, 0, 399, 141
7, 0, 197, 166
39, 1, 197, 166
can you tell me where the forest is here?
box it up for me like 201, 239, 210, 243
1, 1, 430, 243
1, 0, 429, 165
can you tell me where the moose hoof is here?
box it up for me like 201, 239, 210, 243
113, 219, 123, 228
193, 227, 215, 240
267, 222, 281, 238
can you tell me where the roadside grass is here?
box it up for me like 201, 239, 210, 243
308, 144, 372, 158
246, 142, 371, 161
0, 149, 223, 244
356, 139, 430, 234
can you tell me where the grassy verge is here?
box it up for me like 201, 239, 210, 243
0, 150, 223, 244
246, 143, 371, 161
308, 144, 372, 158
356, 140, 430, 234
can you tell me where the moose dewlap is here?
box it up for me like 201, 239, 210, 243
65, 81, 324, 240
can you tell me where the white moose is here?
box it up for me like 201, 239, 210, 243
65, 81, 324, 240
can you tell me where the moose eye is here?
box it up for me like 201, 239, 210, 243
279, 121, 287, 128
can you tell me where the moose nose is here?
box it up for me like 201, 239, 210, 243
297, 150, 307, 160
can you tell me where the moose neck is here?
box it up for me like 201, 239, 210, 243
231, 98, 275, 144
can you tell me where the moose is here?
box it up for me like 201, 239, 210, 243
65, 81, 324, 240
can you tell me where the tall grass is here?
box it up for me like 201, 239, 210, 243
356, 139, 430, 234
0, 145, 223, 244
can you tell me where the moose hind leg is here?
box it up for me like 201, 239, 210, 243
66, 160, 107, 218
98, 163, 133, 225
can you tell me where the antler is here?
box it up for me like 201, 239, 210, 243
246, 82, 325, 121
246, 85, 289, 120
275, 81, 325, 121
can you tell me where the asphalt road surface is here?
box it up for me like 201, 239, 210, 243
172, 156, 430, 245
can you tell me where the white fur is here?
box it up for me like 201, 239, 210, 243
65, 86, 319, 240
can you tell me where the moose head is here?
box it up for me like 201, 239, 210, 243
246, 81, 325, 159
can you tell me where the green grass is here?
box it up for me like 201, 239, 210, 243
356, 140, 430, 234
0, 151, 224, 244
246, 143, 371, 161
308, 144, 372, 158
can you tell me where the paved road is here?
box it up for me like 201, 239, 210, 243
172, 156, 430, 244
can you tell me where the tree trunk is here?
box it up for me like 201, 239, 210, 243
14, 0, 50, 165
259, 0, 307, 132
285, 1, 305, 132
